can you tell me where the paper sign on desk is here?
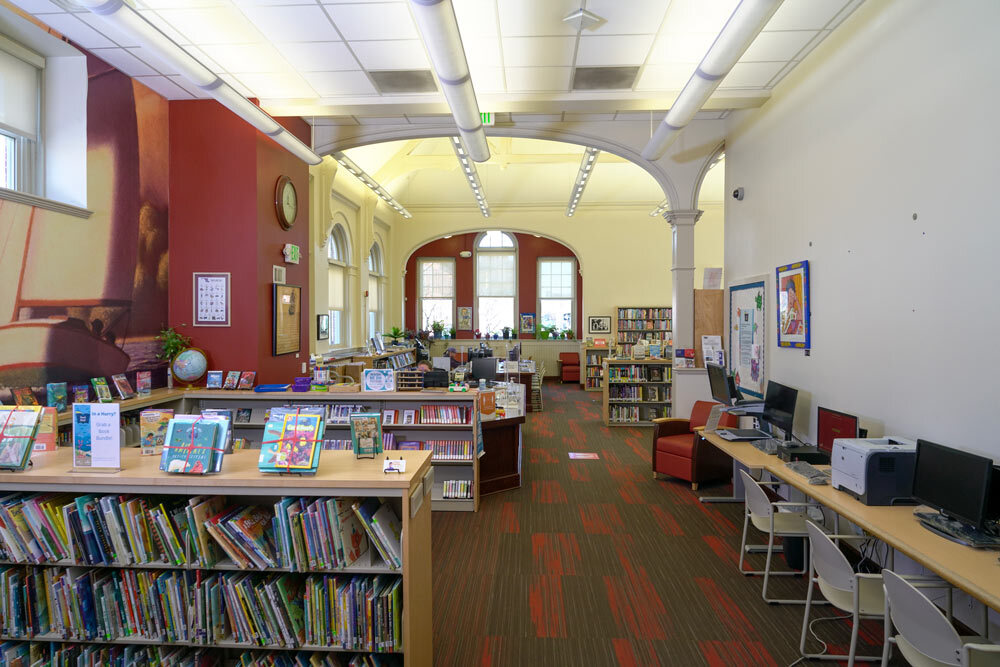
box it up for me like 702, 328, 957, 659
72, 403, 121, 469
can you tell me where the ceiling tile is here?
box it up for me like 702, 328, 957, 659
584, 0, 669, 35
238, 71, 317, 98
218, 72, 255, 96
350, 40, 429, 70
635, 63, 695, 90
719, 61, 786, 88
38, 13, 116, 49
166, 74, 209, 97
231, 0, 320, 7
76, 13, 142, 47
138, 11, 191, 45
793, 29, 832, 63
184, 45, 225, 73
275, 41, 358, 72
91, 47, 158, 76
241, 5, 341, 43
7, 0, 62, 13
464, 37, 502, 69
505, 66, 571, 92
156, 7, 262, 44
200, 43, 292, 73
322, 3, 418, 41
303, 70, 377, 96
453, 0, 498, 38
126, 46, 180, 76
765, 0, 850, 30
741, 30, 818, 62
135, 0, 228, 9
576, 34, 653, 67
662, 0, 740, 33
646, 31, 716, 65
762, 60, 797, 89
135, 75, 195, 99
497, 0, 580, 37
502, 36, 576, 68
469, 66, 505, 93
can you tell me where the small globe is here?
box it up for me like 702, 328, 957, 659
171, 348, 208, 385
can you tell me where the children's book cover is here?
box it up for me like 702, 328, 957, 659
0, 406, 41, 469
111, 374, 134, 400
136, 371, 152, 397
161, 419, 219, 474
139, 410, 174, 456
237, 371, 256, 390
350, 413, 382, 457
45, 383, 68, 412
11, 387, 38, 406
205, 371, 224, 390
72, 385, 89, 404
258, 407, 325, 473
222, 371, 241, 390
31, 407, 58, 452
90, 378, 112, 403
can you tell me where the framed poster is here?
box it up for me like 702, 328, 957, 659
273, 284, 301, 355
728, 278, 766, 399
519, 312, 535, 334
457, 306, 472, 330
193, 272, 231, 327
588, 316, 611, 334
317, 313, 330, 340
776, 260, 810, 349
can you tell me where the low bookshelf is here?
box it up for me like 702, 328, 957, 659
614, 306, 672, 358
0, 447, 434, 665
581, 344, 611, 392
601, 359, 673, 426
353, 347, 416, 371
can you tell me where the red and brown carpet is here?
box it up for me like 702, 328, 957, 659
432, 383, 897, 666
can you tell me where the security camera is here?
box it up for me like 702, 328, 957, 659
732, 187, 745, 201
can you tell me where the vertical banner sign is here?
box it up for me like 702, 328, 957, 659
73, 403, 122, 469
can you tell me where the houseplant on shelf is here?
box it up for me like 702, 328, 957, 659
386, 326, 405, 345
431, 321, 445, 339
538, 324, 557, 340
448, 327, 456, 340
564, 329, 575, 340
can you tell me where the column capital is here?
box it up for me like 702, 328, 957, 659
663, 209, 703, 226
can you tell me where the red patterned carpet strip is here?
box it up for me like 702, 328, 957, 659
431, 383, 901, 666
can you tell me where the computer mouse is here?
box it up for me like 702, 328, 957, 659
808, 476, 829, 485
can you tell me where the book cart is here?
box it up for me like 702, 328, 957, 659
601, 359, 673, 426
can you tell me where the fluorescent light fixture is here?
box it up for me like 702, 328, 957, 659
450, 136, 490, 218
77, 0, 322, 166
333, 152, 412, 219
649, 199, 670, 217
408, 0, 489, 162
566, 147, 599, 217
641, 0, 783, 161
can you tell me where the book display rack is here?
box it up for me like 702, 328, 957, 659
601, 359, 672, 426
353, 348, 416, 371
614, 307, 672, 358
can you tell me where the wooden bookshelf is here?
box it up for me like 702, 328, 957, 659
580, 343, 611, 392
353, 346, 416, 370
614, 306, 672, 358
601, 359, 673, 426
0, 447, 434, 665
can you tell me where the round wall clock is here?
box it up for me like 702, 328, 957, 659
275, 175, 297, 230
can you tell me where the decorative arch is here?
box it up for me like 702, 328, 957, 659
690, 141, 726, 210
327, 215, 351, 264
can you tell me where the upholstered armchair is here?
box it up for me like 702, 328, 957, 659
558, 352, 580, 383
652, 400, 738, 490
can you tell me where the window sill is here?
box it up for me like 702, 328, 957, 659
0, 187, 92, 219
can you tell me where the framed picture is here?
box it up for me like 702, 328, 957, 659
457, 306, 473, 330
273, 284, 301, 356
588, 316, 611, 334
193, 272, 231, 327
729, 277, 767, 399
317, 314, 330, 341
776, 261, 810, 349
519, 312, 535, 334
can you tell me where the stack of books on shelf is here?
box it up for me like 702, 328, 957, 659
428, 440, 474, 462
608, 404, 641, 424
259, 407, 326, 474
374, 351, 415, 370
160, 414, 230, 474
442, 480, 473, 500
417, 405, 470, 425
328, 405, 366, 425
0, 405, 42, 470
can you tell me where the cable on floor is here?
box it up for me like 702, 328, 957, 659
785, 611, 853, 666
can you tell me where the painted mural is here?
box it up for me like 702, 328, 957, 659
0, 54, 169, 399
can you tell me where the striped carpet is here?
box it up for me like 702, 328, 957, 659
432, 383, 899, 666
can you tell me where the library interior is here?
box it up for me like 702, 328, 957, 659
1, 0, 998, 665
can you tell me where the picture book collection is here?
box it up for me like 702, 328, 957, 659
0, 405, 43, 470
259, 407, 325, 474
159, 414, 230, 474
206, 370, 256, 390
349, 413, 382, 458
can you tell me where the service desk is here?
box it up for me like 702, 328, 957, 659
479, 415, 524, 495
494, 372, 535, 412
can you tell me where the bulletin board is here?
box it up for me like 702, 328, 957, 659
728, 278, 767, 399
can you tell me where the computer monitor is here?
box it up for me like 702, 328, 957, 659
912, 439, 994, 530
706, 362, 732, 405
816, 407, 859, 454
471, 357, 498, 381
761, 380, 798, 439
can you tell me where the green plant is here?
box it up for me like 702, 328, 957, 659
564, 329, 575, 339
449, 327, 457, 339
155, 327, 192, 360
538, 324, 557, 340
431, 320, 445, 334
387, 326, 405, 343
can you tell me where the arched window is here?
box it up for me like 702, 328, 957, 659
327, 223, 351, 346
475, 231, 516, 334
368, 241, 384, 338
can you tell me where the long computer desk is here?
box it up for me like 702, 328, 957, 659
699, 429, 1000, 612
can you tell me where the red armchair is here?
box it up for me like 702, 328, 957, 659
558, 353, 580, 383
652, 400, 739, 490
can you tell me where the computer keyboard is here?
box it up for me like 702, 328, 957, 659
914, 512, 1000, 549
751, 438, 782, 454
785, 460, 831, 485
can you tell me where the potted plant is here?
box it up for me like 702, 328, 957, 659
156, 327, 192, 361
386, 326, 405, 345
538, 324, 556, 340
502, 326, 511, 340
448, 327, 456, 340
474, 328, 481, 339
564, 329, 575, 340
431, 320, 445, 339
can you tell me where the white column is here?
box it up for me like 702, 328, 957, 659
664, 209, 702, 349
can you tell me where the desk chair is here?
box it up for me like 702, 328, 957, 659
881, 570, 1000, 667
738, 469, 820, 604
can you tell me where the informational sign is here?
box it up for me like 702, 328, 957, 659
73, 403, 121, 469
193, 272, 231, 327
282, 243, 301, 264
480, 112, 494, 126
729, 278, 766, 399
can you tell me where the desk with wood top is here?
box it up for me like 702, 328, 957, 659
699, 429, 1000, 612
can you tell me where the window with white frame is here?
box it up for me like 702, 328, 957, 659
327, 224, 350, 346
367, 242, 383, 338
538, 258, 576, 334
0, 43, 42, 194
417, 259, 454, 331
476, 231, 516, 334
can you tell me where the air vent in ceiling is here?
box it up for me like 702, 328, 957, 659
370, 70, 438, 94
572, 66, 639, 91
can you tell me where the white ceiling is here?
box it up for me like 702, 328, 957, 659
11, 0, 865, 116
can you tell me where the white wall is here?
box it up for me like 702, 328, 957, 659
725, 0, 1000, 459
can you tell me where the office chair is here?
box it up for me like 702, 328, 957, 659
738, 469, 820, 604
881, 570, 1000, 667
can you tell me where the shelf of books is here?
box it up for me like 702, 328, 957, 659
187, 390, 481, 513
581, 344, 611, 392
0, 446, 435, 666
353, 347, 417, 371
601, 359, 672, 426
614, 306, 672, 358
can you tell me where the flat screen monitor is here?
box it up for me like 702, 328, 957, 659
471, 357, 498, 381
816, 407, 859, 454
706, 362, 732, 405
912, 439, 994, 529
761, 380, 798, 439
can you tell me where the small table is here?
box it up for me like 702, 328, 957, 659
479, 415, 525, 495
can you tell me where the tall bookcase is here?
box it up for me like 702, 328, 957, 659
580, 344, 611, 392
601, 359, 673, 426
0, 447, 434, 665
614, 306, 672, 358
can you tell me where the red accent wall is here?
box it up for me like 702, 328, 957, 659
404, 232, 582, 339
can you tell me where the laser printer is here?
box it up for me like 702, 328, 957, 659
831, 436, 917, 506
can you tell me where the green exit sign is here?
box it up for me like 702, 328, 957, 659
481, 112, 494, 126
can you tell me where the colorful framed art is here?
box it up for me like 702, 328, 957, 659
776, 260, 810, 349
519, 313, 535, 334
193, 272, 231, 327
457, 306, 472, 330
728, 277, 766, 399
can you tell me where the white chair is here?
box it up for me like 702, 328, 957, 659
738, 469, 820, 604
882, 569, 1000, 667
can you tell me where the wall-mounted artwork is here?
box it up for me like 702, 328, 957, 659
776, 260, 810, 349
519, 313, 535, 334
588, 316, 611, 334
317, 314, 329, 341
273, 284, 301, 355
457, 306, 472, 330
729, 278, 766, 399
193, 272, 230, 327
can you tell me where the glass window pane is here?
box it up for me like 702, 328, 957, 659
540, 299, 573, 331
328, 265, 345, 309
369, 311, 376, 337
1, 134, 13, 189
478, 230, 514, 248
421, 299, 453, 330
478, 297, 514, 334
539, 260, 573, 298
329, 309, 342, 346
419, 260, 454, 298
477, 253, 515, 296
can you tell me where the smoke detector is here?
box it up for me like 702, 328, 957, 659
562, 8, 606, 31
